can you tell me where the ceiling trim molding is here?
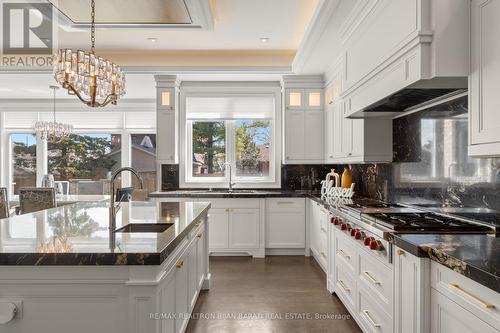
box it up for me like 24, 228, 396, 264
292, 0, 342, 74
0, 65, 292, 75
53, 0, 215, 31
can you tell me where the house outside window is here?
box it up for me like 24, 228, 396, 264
180, 87, 281, 188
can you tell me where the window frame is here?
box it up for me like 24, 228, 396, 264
179, 84, 282, 189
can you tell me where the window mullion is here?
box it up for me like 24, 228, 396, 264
227, 120, 236, 182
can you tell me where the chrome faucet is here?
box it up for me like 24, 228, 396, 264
224, 162, 236, 192
109, 167, 144, 231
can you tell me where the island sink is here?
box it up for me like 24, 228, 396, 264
114, 222, 174, 233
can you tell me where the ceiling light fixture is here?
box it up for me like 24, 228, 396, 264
35, 86, 73, 143
53, 0, 125, 107
260, 37, 270, 43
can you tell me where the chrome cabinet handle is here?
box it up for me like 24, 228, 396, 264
363, 271, 381, 285
337, 280, 350, 292
362, 310, 381, 328
449, 283, 495, 309
337, 249, 350, 259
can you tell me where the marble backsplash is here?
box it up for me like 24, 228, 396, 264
352, 99, 500, 210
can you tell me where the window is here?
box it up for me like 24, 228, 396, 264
235, 120, 270, 177
184, 93, 276, 185
11, 133, 37, 194
47, 133, 121, 194
131, 134, 157, 195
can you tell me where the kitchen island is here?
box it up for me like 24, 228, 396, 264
0, 199, 210, 333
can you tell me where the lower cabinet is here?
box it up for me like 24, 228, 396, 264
207, 199, 264, 257
393, 246, 430, 333
308, 199, 328, 272
265, 198, 306, 248
157, 220, 209, 333
431, 288, 498, 333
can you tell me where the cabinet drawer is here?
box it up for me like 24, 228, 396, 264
335, 264, 356, 313
358, 284, 393, 333
431, 288, 499, 333
266, 198, 304, 212
358, 247, 393, 311
318, 231, 328, 267
431, 262, 500, 329
335, 231, 357, 274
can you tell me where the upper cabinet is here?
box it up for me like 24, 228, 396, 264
282, 76, 325, 164
340, 0, 469, 118
469, 0, 500, 157
155, 75, 179, 163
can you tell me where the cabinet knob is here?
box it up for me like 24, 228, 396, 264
348, 153, 352, 156
329, 155, 333, 158
197, 233, 203, 238
175, 260, 184, 268
397, 249, 405, 256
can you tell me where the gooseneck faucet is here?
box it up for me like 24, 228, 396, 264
224, 162, 236, 193
109, 167, 144, 232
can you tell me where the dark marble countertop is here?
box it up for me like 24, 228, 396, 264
149, 190, 321, 198
0, 199, 210, 266
393, 233, 500, 293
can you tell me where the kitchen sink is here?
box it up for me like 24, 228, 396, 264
189, 190, 259, 195
114, 223, 174, 233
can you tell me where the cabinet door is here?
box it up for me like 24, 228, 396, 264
341, 114, 353, 158
332, 103, 344, 159
309, 201, 320, 255
157, 111, 176, 162
175, 253, 189, 333
304, 110, 324, 160
158, 265, 176, 333
187, 240, 198, 311
284, 110, 305, 161
431, 288, 498, 333
305, 89, 324, 110
196, 226, 206, 288
350, 118, 364, 158
266, 211, 305, 248
325, 104, 335, 161
470, 0, 500, 155
208, 208, 228, 249
228, 208, 260, 249
285, 88, 304, 110
394, 247, 430, 333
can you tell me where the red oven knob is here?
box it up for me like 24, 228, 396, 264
340, 223, 349, 231
331, 217, 339, 225
350, 229, 359, 237
369, 240, 382, 251
364, 237, 374, 246
354, 230, 364, 240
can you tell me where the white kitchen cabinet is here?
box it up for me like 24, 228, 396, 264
155, 75, 179, 164
393, 247, 430, 333
158, 264, 177, 333
265, 198, 306, 249
196, 225, 207, 289
207, 199, 264, 257
228, 208, 260, 249
207, 208, 229, 249
308, 199, 328, 272
469, 0, 500, 156
187, 238, 198, 311
174, 247, 189, 333
431, 288, 499, 333
282, 76, 325, 164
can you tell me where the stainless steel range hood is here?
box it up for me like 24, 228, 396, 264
355, 77, 468, 118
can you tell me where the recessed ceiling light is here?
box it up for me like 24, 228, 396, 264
260, 37, 270, 43
148, 38, 158, 43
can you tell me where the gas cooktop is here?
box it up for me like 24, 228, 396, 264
362, 212, 493, 233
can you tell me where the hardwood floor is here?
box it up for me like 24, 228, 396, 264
186, 256, 362, 333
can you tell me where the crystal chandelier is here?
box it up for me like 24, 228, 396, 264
35, 86, 73, 143
53, 0, 125, 107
